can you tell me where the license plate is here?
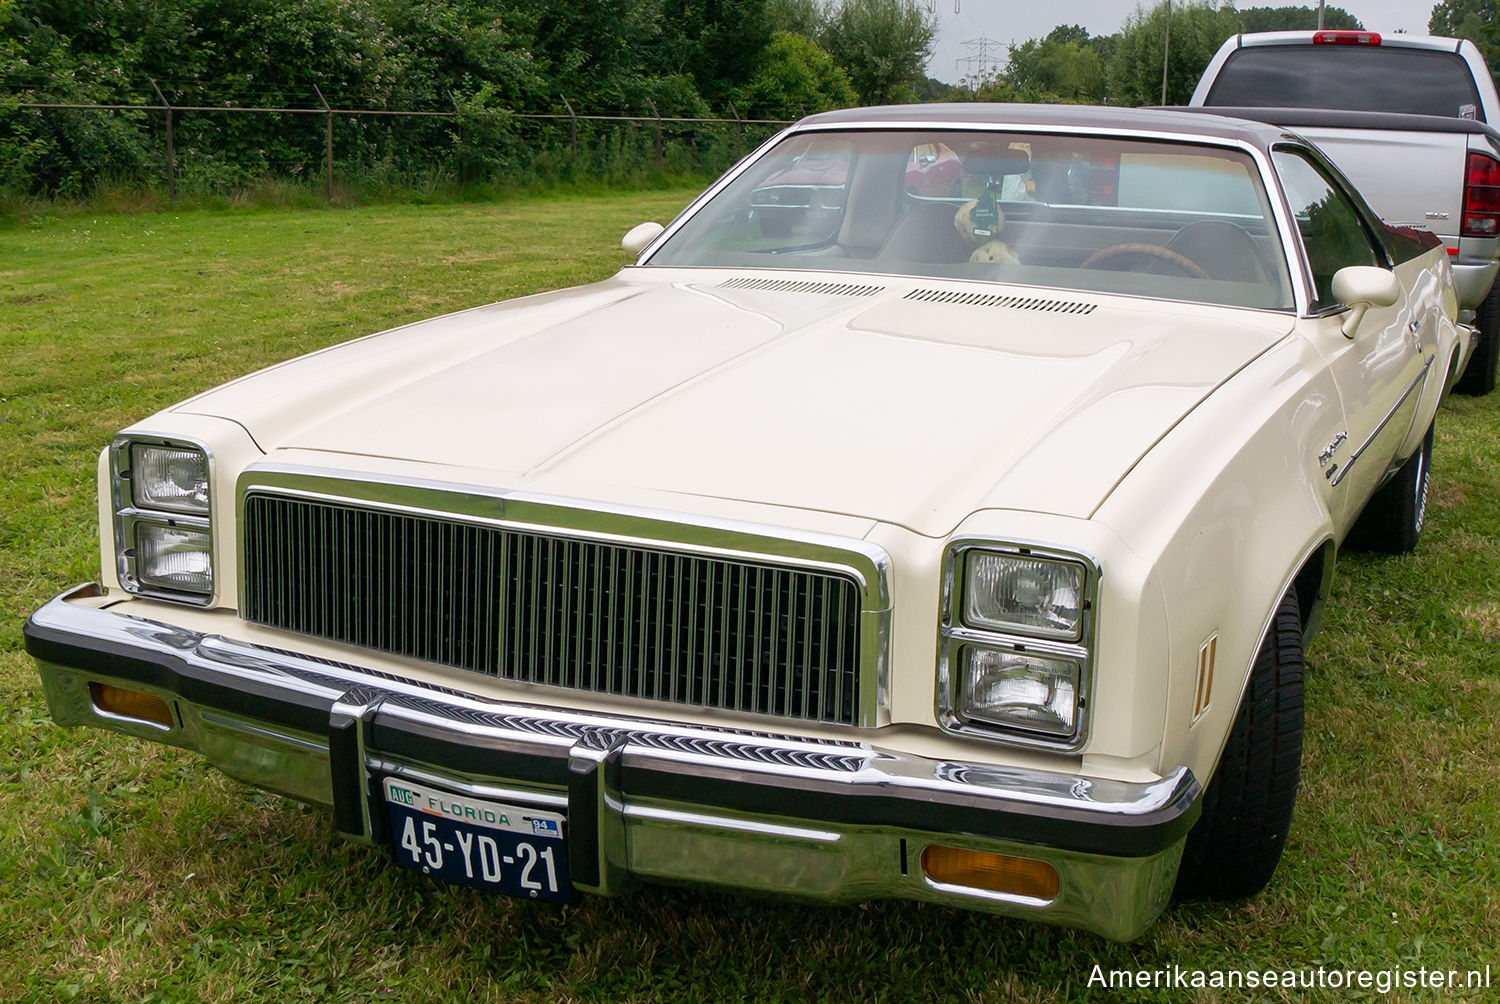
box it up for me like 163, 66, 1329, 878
381, 778, 570, 904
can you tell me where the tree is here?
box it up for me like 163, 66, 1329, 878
953, 71, 1020, 104
1431, 0, 1495, 35
818, 0, 935, 105
914, 74, 959, 102
1046, 24, 1092, 47
767, 0, 824, 37
1005, 33, 1108, 103
1108, 0, 1243, 107
736, 29, 855, 118
655, 0, 774, 105
521, 0, 666, 109
1239, 5, 1362, 32
1431, 1, 1500, 93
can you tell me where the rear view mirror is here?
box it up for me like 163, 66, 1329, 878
954, 138, 1031, 179
1332, 266, 1400, 337
622, 222, 665, 256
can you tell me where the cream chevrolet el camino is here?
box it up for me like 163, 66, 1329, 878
26, 106, 1470, 940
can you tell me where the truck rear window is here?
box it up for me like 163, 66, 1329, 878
1205, 46, 1483, 119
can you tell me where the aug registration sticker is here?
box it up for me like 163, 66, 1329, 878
381, 778, 570, 903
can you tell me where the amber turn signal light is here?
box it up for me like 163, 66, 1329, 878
90, 683, 174, 727
921, 845, 1060, 901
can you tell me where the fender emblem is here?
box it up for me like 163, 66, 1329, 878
1318, 431, 1348, 469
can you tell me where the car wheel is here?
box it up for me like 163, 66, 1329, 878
1455, 282, 1499, 396
1343, 421, 1433, 555
1174, 587, 1304, 901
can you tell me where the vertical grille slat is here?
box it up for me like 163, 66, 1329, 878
241, 494, 864, 726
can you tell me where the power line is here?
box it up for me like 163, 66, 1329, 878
957, 36, 1008, 78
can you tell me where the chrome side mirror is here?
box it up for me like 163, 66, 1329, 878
1332, 266, 1400, 338
622, 222, 665, 257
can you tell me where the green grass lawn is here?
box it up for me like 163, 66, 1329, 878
2, 194, 1497, 1003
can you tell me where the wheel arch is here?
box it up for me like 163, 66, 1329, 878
1293, 537, 1337, 643
1187, 531, 1327, 788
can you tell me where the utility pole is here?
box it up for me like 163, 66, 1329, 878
1318, 1, 1326, 30
1161, 0, 1172, 105
958, 37, 1009, 81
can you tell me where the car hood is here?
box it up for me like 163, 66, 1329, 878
176, 269, 1293, 537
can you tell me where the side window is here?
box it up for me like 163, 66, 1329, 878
1272, 150, 1383, 307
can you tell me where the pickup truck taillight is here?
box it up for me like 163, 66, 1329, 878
1463, 152, 1500, 237
1312, 30, 1381, 45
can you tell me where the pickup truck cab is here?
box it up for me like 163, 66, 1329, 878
1190, 30, 1500, 394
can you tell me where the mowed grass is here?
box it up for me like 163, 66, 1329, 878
1, 194, 1497, 1003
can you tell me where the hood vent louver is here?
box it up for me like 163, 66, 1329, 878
904, 288, 1097, 315
717, 277, 884, 297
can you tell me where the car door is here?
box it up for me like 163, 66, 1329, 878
1272, 147, 1431, 535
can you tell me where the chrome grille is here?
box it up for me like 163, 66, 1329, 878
240, 494, 864, 725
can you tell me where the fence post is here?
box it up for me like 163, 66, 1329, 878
149, 79, 175, 201
560, 94, 578, 156
314, 84, 333, 200
728, 102, 743, 159
448, 93, 466, 186
646, 98, 663, 173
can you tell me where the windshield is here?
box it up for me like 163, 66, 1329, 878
647, 129, 1294, 311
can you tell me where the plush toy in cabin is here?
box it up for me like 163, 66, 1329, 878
954, 195, 1020, 265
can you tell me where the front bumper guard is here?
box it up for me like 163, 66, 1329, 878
26, 585, 1199, 941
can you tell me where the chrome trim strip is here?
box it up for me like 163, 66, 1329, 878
923, 876, 1054, 910
622, 804, 841, 843
235, 464, 893, 728
935, 539, 1101, 753
1331, 355, 1435, 488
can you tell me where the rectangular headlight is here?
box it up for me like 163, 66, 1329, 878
136, 523, 213, 594
131, 443, 210, 515
960, 645, 1080, 739
965, 551, 1084, 640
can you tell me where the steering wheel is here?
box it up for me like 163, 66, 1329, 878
1081, 242, 1209, 280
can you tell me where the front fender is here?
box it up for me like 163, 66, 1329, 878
1092, 333, 1340, 784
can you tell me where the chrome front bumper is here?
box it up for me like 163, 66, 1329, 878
26, 585, 1199, 941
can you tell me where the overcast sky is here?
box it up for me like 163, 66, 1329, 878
927, 2, 1441, 83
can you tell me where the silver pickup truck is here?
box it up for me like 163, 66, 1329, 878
1189, 29, 1500, 395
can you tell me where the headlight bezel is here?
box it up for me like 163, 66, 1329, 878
937, 539, 1099, 752
110, 434, 216, 606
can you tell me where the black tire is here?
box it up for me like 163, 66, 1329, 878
1455, 282, 1498, 396
1343, 421, 1432, 555
1175, 588, 1304, 901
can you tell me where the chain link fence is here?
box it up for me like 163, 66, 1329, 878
6, 86, 795, 200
